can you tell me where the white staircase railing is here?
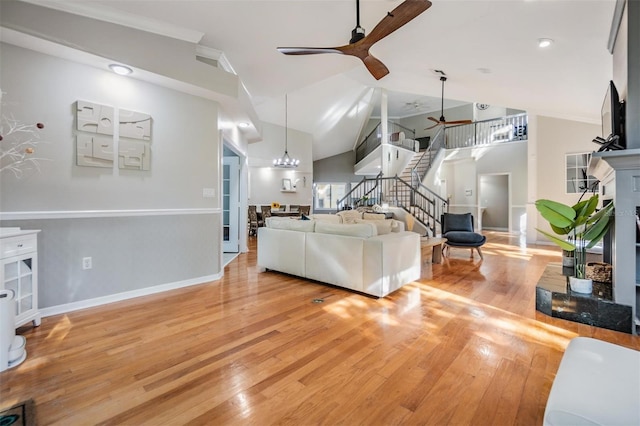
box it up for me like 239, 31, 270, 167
445, 113, 528, 149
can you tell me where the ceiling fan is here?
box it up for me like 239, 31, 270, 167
425, 76, 473, 129
277, 0, 432, 80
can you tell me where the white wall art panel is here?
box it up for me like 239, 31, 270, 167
76, 134, 114, 168
119, 109, 152, 140
76, 100, 114, 135
119, 140, 150, 171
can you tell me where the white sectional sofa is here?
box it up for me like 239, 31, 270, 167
544, 337, 640, 426
257, 216, 421, 297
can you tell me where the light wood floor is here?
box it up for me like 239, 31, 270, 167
2, 232, 639, 425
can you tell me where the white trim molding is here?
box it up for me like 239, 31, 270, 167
0, 208, 221, 221
195, 45, 236, 75
40, 273, 222, 318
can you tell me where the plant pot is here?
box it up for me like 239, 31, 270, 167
562, 250, 575, 267
569, 276, 593, 294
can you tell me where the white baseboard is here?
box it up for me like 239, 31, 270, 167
40, 273, 223, 318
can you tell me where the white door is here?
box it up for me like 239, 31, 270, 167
223, 156, 240, 253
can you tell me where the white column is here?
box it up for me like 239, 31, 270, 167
380, 89, 390, 177
526, 113, 538, 243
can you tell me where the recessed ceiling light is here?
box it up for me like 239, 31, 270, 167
538, 38, 554, 48
109, 64, 133, 75
238, 122, 250, 129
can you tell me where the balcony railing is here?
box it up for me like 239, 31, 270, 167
444, 113, 528, 149
355, 121, 416, 164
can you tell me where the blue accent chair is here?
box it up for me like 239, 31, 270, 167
441, 213, 486, 259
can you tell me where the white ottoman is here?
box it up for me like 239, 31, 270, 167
544, 337, 640, 425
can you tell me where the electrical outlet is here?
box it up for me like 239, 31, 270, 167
82, 257, 92, 270
202, 188, 215, 198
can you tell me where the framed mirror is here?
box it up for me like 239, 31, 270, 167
282, 178, 292, 191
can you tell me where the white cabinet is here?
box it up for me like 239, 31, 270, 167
0, 229, 41, 328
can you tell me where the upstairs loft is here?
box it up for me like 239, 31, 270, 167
355, 112, 529, 176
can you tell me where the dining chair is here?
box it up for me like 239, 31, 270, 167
248, 205, 262, 236
261, 205, 272, 220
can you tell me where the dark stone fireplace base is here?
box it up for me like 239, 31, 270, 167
535, 263, 632, 334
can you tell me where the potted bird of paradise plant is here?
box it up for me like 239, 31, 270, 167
535, 194, 614, 294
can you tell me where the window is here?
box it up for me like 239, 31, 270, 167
314, 183, 347, 210
566, 153, 599, 194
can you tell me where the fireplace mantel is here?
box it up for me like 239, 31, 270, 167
588, 148, 640, 334
589, 148, 640, 182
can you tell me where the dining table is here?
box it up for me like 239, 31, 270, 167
270, 211, 302, 217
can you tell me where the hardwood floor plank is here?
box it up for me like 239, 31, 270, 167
1, 232, 638, 425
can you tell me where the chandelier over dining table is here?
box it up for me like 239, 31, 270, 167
273, 94, 299, 168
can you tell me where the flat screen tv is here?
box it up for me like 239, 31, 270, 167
601, 80, 625, 148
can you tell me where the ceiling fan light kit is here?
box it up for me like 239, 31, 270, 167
277, 0, 432, 80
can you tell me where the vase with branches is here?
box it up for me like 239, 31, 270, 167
0, 114, 47, 178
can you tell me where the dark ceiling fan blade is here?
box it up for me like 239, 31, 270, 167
363, 54, 390, 80
445, 119, 474, 126
276, 0, 431, 80
363, 0, 432, 47
337, 0, 430, 79
276, 47, 342, 55
427, 116, 440, 123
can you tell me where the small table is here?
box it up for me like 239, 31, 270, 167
420, 237, 447, 264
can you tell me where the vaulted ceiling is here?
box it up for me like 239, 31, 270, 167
6, 0, 617, 160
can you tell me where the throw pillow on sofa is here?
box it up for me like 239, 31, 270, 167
336, 210, 363, 224
356, 218, 393, 235
315, 221, 377, 238
309, 214, 342, 224
363, 212, 387, 221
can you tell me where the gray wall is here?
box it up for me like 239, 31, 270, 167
0, 44, 222, 311
0, 44, 219, 210
313, 151, 360, 183
2, 215, 220, 308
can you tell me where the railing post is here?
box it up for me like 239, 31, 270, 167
474, 122, 477, 146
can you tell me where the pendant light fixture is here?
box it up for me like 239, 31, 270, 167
273, 94, 299, 168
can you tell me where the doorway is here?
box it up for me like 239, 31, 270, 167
478, 173, 510, 232
223, 153, 240, 253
